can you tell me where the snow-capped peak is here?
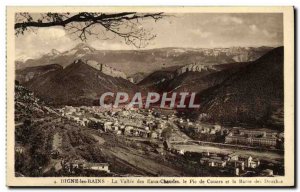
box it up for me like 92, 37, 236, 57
71, 43, 96, 53
44, 49, 61, 57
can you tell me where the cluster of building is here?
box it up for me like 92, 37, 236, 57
177, 119, 223, 135
58, 106, 176, 140
177, 118, 283, 149
89, 109, 173, 139
58, 106, 283, 151
225, 128, 282, 148
199, 152, 260, 176
58, 106, 92, 126
60, 159, 110, 174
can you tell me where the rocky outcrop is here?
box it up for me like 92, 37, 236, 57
175, 63, 217, 76
86, 60, 127, 79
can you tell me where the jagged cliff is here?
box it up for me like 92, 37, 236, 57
175, 63, 218, 75
86, 60, 127, 79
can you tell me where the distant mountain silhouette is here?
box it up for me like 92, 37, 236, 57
16, 44, 273, 76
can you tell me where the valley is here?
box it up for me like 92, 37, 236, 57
14, 45, 285, 178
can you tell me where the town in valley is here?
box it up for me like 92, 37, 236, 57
13, 12, 285, 178
15, 82, 284, 177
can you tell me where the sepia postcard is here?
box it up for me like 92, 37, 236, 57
6, 6, 294, 187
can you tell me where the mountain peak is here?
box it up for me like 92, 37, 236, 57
45, 49, 61, 57
72, 43, 96, 52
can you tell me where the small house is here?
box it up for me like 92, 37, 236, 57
227, 153, 239, 161
238, 155, 253, 168
227, 160, 245, 171
85, 163, 110, 173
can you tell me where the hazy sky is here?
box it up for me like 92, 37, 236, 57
15, 13, 283, 61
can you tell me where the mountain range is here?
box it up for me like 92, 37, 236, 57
15, 45, 283, 129
17, 59, 138, 106
197, 47, 284, 129
16, 43, 273, 77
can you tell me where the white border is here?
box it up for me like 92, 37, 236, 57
0, 1, 298, 192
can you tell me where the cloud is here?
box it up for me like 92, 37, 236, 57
16, 27, 78, 60
89, 40, 134, 50
249, 24, 258, 32
248, 24, 277, 40
189, 28, 211, 38
15, 13, 283, 59
36, 27, 67, 38
262, 29, 277, 38
218, 16, 243, 24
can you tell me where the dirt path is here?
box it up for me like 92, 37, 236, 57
107, 147, 182, 176
92, 134, 105, 144
52, 132, 62, 153
173, 144, 283, 162
170, 120, 191, 141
